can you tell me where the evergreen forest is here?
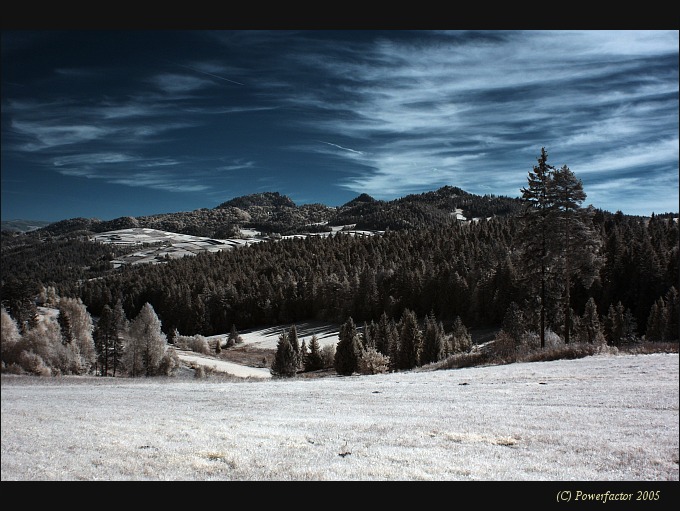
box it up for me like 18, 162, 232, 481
2, 149, 678, 377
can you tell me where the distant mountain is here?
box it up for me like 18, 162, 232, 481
341, 193, 378, 208
217, 191, 297, 210
1, 219, 51, 232
32, 186, 525, 238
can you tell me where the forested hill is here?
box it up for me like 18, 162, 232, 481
24, 186, 524, 238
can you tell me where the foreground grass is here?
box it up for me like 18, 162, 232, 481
2, 352, 677, 481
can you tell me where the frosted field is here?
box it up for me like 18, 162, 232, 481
2, 352, 677, 482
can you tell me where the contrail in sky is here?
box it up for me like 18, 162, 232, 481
166, 60, 245, 86
317, 140, 364, 155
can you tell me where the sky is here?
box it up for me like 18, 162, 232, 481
1, 30, 678, 223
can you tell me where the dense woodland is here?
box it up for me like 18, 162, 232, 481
1, 149, 678, 377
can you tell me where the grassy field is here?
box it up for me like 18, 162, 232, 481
2, 352, 677, 484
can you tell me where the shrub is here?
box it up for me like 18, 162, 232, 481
158, 347, 181, 376
319, 344, 336, 369
18, 351, 52, 376
490, 330, 517, 363
432, 350, 491, 370
194, 364, 207, 379
188, 335, 211, 355
358, 347, 390, 375
2, 362, 27, 375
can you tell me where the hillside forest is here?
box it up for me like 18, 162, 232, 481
1, 148, 678, 377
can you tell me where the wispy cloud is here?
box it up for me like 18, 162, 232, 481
2, 30, 677, 219
168, 61, 245, 86
150, 73, 215, 94
265, 30, 678, 204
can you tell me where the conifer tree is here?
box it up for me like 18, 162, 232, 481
519, 147, 557, 348
451, 315, 472, 353
94, 304, 115, 375
227, 324, 241, 347
1, 276, 39, 334
605, 302, 637, 346
550, 165, 602, 344
361, 321, 375, 350
397, 309, 421, 370
300, 338, 308, 368
288, 324, 301, 369
110, 299, 127, 377
580, 297, 606, 344
57, 306, 74, 345
374, 312, 394, 356
664, 286, 679, 341
502, 302, 526, 344
271, 330, 297, 377
304, 334, 323, 371
421, 311, 443, 364
334, 316, 361, 375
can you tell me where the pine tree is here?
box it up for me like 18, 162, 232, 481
550, 165, 602, 344
111, 299, 127, 377
580, 297, 606, 345
94, 304, 114, 375
519, 148, 557, 348
421, 311, 443, 364
304, 334, 323, 371
227, 324, 241, 347
300, 338, 308, 368
361, 321, 375, 350
502, 302, 526, 344
271, 330, 297, 377
397, 309, 421, 370
1, 276, 39, 334
57, 306, 74, 345
606, 301, 637, 346
334, 316, 361, 376
664, 286, 679, 341
646, 297, 667, 341
288, 324, 301, 369
451, 315, 472, 353
374, 312, 394, 356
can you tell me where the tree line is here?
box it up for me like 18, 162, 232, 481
1, 148, 678, 377
1, 292, 178, 377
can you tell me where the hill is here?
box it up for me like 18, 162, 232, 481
31, 185, 524, 238
1, 219, 51, 232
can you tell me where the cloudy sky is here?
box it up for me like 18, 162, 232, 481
1, 30, 678, 222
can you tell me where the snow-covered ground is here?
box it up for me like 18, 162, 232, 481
92, 228, 264, 267
2, 353, 677, 481
208, 321, 340, 351
177, 321, 341, 378
177, 352, 272, 379
93, 226, 384, 267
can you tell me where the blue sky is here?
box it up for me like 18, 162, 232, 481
1, 30, 678, 222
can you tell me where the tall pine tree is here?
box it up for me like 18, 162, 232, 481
520, 147, 557, 348
550, 165, 602, 344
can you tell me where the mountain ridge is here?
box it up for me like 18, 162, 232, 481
22, 186, 525, 238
